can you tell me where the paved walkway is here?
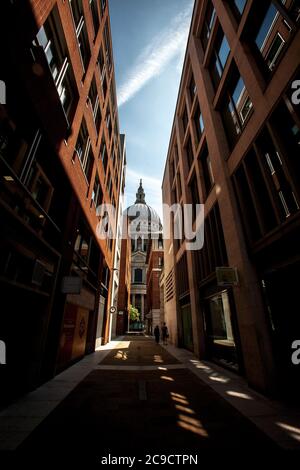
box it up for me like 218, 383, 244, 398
1, 336, 300, 458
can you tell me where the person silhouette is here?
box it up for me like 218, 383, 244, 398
161, 323, 169, 345
154, 325, 160, 344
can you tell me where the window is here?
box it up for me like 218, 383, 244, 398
199, 144, 214, 198
194, 104, 204, 143
89, 76, 101, 133
75, 229, 90, 264
158, 236, 163, 250
185, 136, 194, 169
189, 173, 200, 222
100, 0, 107, 17
106, 109, 112, 138
74, 120, 93, 182
194, 204, 227, 282
258, 129, 299, 220
36, 7, 77, 119
288, 1, 300, 22
253, 2, 293, 73
106, 172, 112, 198
83, 143, 93, 182
265, 33, 285, 71
110, 86, 116, 115
270, 99, 300, 187
69, 0, 91, 73
0, 120, 39, 180
27, 163, 54, 211
102, 74, 108, 100
182, 106, 188, 133
177, 173, 182, 200
230, 0, 247, 17
221, 69, 253, 147
189, 75, 197, 102
233, 121, 300, 246
100, 135, 108, 173
98, 46, 105, 83
89, 0, 100, 38
134, 268, 143, 283
255, 4, 278, 51
104, 22, 112, 71
92, 173, 103, 208
201, 1, 216, 51
210, 30, 231, 88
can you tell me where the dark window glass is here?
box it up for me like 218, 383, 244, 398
106, 109, 112, 138
74, 119, 88, 163
194, 104, 204, 143
98, 46, 105, 82
185, 136, 194, 169
100, 135, 108, 173
100, 0, 106, 17
200, 145, 214, 198
221, 68, 253, 148
270, 100, 300, 188
134, 268, 143, 283
258, 129, 299, 220
210, 30, 230, 88
252, 2, 293, 73
89, 76, 101, 133
182, 107, 188, 133
234, 0, 247, 15
255, 4, 277, 50
92, 173, 103, 208
201, 2, 216, 51
189, 173, 200, 222
104, 22, 112, 71
189, 75, 197, 102
84, 146, 93, 182
89, 0, 100, 38
74, 120, 93, 183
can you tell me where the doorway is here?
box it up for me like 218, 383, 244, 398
262, 261, 300, 398
204, 290, 239, 371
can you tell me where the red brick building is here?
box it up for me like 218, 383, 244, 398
0, 0, 124, 405
162, 0, 300, 399
146, 237, 164, 334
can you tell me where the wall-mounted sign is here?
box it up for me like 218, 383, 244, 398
216, 267, 239, 286
61, 276, 82, 294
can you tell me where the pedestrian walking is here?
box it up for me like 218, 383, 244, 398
154, 325, 160, 344
161, 322, 169, 345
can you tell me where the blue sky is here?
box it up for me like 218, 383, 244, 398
109, 0, 194, 217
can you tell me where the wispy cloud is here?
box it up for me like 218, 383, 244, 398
117, 2, 193, 107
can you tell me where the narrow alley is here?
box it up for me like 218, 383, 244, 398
1, 335, 299, 459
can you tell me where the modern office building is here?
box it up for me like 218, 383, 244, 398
0, 0, 124, 406
162, 0, 300, 399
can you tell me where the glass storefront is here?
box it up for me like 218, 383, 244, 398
204, 290, 239, 371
